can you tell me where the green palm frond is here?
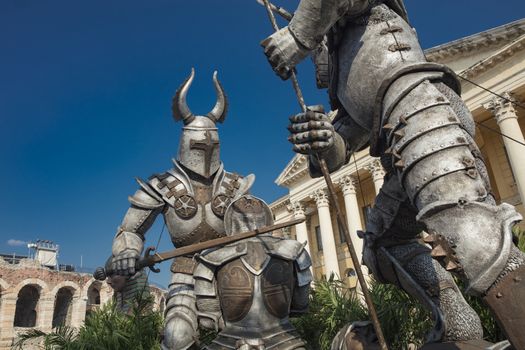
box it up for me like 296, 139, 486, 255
12, 294, 164, 350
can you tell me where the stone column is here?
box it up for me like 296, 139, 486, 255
484, 92, 525, 203
311, 189, 340, 278
71, 295, 87, 328
38, 295, 54, 332
339, 175, 365, 260
366, 159, 386, 194
0, 293, 16, 349
288, 201, 311, 255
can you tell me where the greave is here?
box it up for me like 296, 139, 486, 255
162, 273, 199, 350
387, 243, 483, 342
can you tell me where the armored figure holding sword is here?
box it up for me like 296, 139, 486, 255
260, 0, 525, 348
110, 69, 254, 350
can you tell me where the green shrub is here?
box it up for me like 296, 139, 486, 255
13, 294, 163, 350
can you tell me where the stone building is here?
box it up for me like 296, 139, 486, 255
270, 19, 525, 286
0, 256, 166, 349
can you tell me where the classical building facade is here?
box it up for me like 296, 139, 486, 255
0, 257, 166, 350
270, 19, 525, 286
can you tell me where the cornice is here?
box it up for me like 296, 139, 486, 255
268, 194, 291, 211
275, 154, 308, 187
425, 18, 525, 62
459, 35, 525, 79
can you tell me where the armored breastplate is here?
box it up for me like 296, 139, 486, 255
216, 241, 294, 330
148, 161, 248, 248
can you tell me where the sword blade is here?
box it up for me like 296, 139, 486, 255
136, 218, 305, 270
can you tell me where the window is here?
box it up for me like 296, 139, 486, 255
346, 268, 356, 278
315, 225, 323, 251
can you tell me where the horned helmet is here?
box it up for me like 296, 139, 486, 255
172, 68, 227, 178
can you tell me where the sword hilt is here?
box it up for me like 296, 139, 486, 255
136, 246, 161, 273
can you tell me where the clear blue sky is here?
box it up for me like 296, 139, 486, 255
1, 0, 523, 287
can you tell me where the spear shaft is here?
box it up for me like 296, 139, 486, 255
259, 2, 388, 348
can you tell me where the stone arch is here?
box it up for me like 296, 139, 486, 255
52, 287, 75, 328
13, 278, 49, 296
14, 284, 41, 327
87, 281, 102, 306
50, 282, 80, 328
85, 280, 102, 319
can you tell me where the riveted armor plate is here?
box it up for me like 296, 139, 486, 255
174, 194, 198, 219
212, 194, 231, 217
170, 220, 225, 247
170, 256, 196, 274
262, 258, 294, 318
217, 259, 254, 322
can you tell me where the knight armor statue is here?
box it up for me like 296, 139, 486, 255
261, 1, 525, 348
194, 195, 312, 350
111, 69, 254, 350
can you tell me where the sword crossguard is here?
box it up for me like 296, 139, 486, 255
143, 246, 161, 273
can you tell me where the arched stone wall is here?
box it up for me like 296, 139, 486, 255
0, 279, 12, 346
13, 285, 40, 328
87, 281, 101, 306
52, 287, 74, 328
50, 281, 81, 328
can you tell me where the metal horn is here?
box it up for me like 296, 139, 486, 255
172, 68, 196, 124
206, 71, 228, 123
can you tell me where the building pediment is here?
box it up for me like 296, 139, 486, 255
425, 19, 525, 73
275, 154, 309, 188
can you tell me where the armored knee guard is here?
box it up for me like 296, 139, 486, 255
381, 72, 524, 295
162, 272, 198, 350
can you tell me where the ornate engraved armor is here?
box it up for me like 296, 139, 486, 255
111, 70, 254, 350
261, 0, 525, 347
194, 196, 312, 350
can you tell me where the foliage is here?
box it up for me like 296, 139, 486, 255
292, 277, 367, 350
513, 225, 525, 252
292, 276, 432, 350
13, 294, 163, 350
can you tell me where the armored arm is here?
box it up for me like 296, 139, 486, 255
262, 0, 368, 79
288, 0, 363, 50
290, 247, 313, 316
112, 178, 165, 275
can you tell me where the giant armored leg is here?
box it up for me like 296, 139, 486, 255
330, 4, 525, 345
380, 72, 525, 347
363, 176, 483, 343
162, 258, 199, 350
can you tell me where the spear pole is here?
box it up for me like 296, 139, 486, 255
259, 2, 388, 349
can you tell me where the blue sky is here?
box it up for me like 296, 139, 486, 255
1, 1, 523, 287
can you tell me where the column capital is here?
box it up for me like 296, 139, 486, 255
366, 159, 386, 182
311, 188, 329, 207
483, 92, 519, 125
281, 226, 292, 239
339, 175, 358, 195
287, 200, 306, 218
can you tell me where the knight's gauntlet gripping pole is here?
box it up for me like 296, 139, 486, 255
258, 1, 388, 349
